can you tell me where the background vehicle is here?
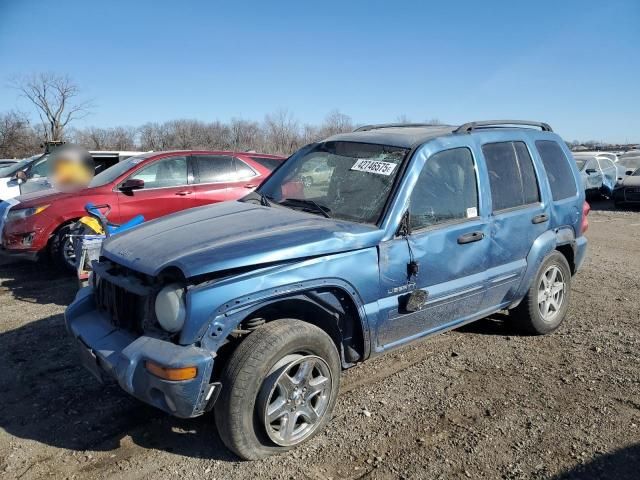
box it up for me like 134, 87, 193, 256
1, 150, 284, 269
613, 168, 640, 208
66, 121, 588, 459
573, 153, 622, 197
0, 150, 144, 200
0, 159, 20, 168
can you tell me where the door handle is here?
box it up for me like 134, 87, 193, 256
457, 231, 484, 244
532, 213, 549, 224
244, 183, 258, 189
175, 190, 193, 196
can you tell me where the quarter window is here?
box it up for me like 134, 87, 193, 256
409, 147, 479, 229
535, 140, 578, 201
128, 156, 188, 189
233, 158, 257, 179
482, 141, 540, 211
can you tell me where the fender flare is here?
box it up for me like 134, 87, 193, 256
197, 278, 372, 362
511, 229, 557, 302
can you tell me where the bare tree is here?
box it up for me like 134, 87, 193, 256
0, 111, 40, 158
263, 109, 301, 155
319, 110, 353, 137
11, 73, 91, 142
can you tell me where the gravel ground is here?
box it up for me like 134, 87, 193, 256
0, 200, 638, 480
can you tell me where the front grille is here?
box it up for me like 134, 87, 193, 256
95, 275, 148, 333
624, 188, 640, 202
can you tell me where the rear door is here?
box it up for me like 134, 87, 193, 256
481, 140, 548, 309
114, 155, 196, 223
191, 155, 258, 206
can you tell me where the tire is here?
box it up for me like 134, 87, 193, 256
512, 251, 572, 335
214, 319, 341, 460
49, 223, 78, 272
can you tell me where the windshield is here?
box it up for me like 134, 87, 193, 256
619, 157, 640, 171
88, 153, 154, 187
257, 141, 409, 224
0, 158, 34, 178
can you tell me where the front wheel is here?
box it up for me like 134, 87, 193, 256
512, 251, 572, 335
49, 224, 78, 272
214, 319, 340, 460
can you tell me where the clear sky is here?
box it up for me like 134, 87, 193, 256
1, 0, 638, 143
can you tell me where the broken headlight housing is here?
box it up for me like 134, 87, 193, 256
155, 283, 186, 333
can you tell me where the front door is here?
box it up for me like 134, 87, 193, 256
377, 146, 490, 349
115, 155, 196, 223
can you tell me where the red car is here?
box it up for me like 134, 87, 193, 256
1, 150, 285, 269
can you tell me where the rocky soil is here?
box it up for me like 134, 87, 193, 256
0, 200, 638, 479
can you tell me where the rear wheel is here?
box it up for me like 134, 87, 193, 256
512, 251, 571, 335
214, 318, 340, 460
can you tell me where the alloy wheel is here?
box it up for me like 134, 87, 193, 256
261, 354, 332, 447
538, 265, 565, 322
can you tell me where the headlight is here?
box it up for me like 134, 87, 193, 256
7, 204, 49, 221
155, 283, 186, 333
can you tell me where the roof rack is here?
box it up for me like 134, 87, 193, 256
454, 120, 553, 133
354, 123, 448, 132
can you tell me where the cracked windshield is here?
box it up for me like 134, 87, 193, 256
258, 141, 408, 224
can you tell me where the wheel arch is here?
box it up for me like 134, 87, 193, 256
511, 228, 577, 306
205, 285, 370, 373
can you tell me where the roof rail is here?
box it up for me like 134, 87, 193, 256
354, 123, 447, 132
454, 120, 553, 133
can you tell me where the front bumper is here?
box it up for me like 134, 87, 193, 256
614, 187, 640, 204
65, 287, 219, 418
0, 246, 40, 261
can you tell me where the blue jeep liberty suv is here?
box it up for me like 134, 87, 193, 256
66, 120, 589, 459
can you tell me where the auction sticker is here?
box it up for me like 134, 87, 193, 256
350, 159, 397, 176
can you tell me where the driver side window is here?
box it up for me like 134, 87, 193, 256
409, 147, 479, 230
128, 156, 188, 189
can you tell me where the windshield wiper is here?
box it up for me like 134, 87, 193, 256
242, 190, 273, 207
280, 198, 332, 218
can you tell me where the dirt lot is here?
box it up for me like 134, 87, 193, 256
0, 200, 638, 480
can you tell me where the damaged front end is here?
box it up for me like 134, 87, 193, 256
65, 261, 219, 418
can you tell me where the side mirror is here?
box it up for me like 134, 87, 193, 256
119, 178, 144, 191
15, 170, 27, 184
585, 168, 597, 175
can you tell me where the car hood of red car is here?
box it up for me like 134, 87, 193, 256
101, 200, 384, 278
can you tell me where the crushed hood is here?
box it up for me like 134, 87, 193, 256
102, 201, 383, 277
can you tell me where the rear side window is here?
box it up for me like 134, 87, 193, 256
535, 141, 577, 200
482, 141, 540, 211
409, 147, 479, 229
195, 155, 235, 183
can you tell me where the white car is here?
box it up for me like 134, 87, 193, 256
0, 151, 144, 201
